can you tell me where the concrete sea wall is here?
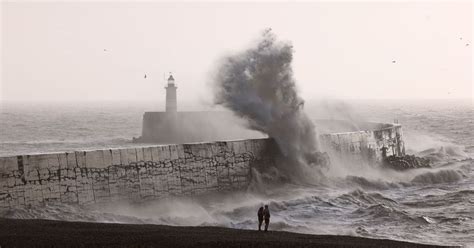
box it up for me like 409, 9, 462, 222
135, 111, 265, 143
320, 123, 405, 163
0, 139, 275, 208
0, 121, 405, 208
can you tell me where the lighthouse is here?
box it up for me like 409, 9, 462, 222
165, 74, 177, 112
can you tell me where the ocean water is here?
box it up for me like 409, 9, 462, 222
0, 100, 473, 247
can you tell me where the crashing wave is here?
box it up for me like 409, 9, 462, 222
411, 169, 467, 184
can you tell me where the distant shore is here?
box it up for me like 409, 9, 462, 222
0, 218, 457, 248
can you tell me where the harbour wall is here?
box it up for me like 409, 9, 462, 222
135, 111, 265, 144
0, 139, 276, 208
136, 113, 405, 164
0, 121, 405, 208
319, 121, 405, 162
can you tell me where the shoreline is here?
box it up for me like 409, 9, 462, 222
0, 218, 458, 248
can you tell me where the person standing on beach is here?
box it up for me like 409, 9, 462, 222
257, 206, 264, 231
263, 205, 270, 232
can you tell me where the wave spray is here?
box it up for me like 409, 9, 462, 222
212, 29, 327, 182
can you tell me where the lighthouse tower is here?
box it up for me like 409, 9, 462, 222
165, 74, 177, 112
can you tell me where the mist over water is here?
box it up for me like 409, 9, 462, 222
213, 29, 323, 181
1, 32, 473, 247
1, 100, 473, 247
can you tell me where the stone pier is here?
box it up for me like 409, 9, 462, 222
0, 120, 406, 208
0, 139, 275, 208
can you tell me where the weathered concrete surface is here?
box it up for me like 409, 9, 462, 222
1, 120, 407, 208
318, 120, 405, 163
0, 139, 275, 208
137, 115, 405, 165
135, 111, 265, 143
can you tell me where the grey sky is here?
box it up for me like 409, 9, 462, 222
1, 1, 472, 104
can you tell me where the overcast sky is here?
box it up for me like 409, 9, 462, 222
1, 1, 472, 104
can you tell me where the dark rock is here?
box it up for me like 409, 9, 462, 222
383, 155, 431, 170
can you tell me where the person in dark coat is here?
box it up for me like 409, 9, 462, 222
257, 206, 264, 231
263, 205, 270, 232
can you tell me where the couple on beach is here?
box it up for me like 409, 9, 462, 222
257, 205, 270, 232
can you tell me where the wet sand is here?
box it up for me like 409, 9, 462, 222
0, 218, 457, 248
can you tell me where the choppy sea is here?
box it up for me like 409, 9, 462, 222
0, 100, 473, 247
